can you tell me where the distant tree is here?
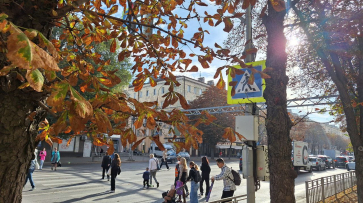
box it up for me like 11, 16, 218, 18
289, 114, 309, 141
305, 123, 330, 154
188, 86, 238, 159
346, 142, 354, 153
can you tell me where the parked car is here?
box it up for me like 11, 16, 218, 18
177, 152, 190, 161
166, 151, 177, 164
309, 157, 326, 171
133, 149, 143, 155
347, 159, 356, 171
318, 155, 335, 169
239, 156, 243, 171
346, 156, 354, 162
335, 156, 348, 168
149, 144, 174, 158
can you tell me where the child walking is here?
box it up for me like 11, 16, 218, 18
143, 167, 150, 189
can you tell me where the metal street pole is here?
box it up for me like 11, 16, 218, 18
128, 117, 135, 161
244, 5, 256, 203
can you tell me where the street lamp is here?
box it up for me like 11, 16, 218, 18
127, 116, 136, 161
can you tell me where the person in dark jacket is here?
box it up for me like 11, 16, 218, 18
200, 156, 211, 197
142, 167, 150, 189
109, 153, 121, 193
187, 161, 200, 203
101, 152, 111, 181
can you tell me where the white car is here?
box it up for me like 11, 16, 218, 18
177, 152, 190, 161
347, 160, 356, 171
309, 157, 326, 171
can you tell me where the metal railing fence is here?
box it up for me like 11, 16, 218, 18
306, 171, 356, 203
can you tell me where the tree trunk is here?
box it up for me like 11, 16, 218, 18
263, 2, 296, 203
0, 1, 55, 202
0, 90, 47, 203
354, 35, 363, 203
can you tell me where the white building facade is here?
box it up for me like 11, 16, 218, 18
122, 76, 212, 154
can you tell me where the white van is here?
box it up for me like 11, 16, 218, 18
149, 144, 174, 158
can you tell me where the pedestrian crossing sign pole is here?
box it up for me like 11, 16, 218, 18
227, 60, 266, 104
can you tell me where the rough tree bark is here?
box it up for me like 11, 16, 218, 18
263, 2, 296, 203
0, 1, 55, 202
291, 3, 363, 201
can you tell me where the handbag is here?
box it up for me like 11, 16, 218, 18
35, 161, 40, 170
57, 161, 62, 167
107, 167, 112, 176
175, 180, 184, 196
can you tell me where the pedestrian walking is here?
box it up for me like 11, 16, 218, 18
34, 148, 40, 170
187, 161, 201, 203
211, 158, 236, 202
101, 152, 111, 180
109, 153, 121, 193
200, 156, 211, 197
142, 167, 150, 189
160, 149, 169, 170
24, 154, 36, 191
174, 155, 181, 185
177, 157, 189, 203
39, 148, 47, 170
51, 147, 60, 171
148, 154, 159, 188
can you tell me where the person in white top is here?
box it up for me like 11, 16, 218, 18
148, 154, 159, 188
160, 149, 170, 170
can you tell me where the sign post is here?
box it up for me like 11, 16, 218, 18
227, 5, 265, 203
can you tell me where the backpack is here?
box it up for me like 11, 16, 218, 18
228, 168, 241, 186
154, 158, 160, 170
192, 168, 202, 183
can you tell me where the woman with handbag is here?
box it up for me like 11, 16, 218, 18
51, 147, 60, 171
177, 157, 188, 203
109, 153, 121, 193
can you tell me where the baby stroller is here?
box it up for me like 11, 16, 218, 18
162, 189, 176, 203
162, 183, 185, 203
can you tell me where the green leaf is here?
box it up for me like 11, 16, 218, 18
7, 24, 33, 70
26, 69, 44, 92
0, 13, 8, 21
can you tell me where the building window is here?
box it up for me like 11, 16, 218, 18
194, 87, 198, 94
162, 87, 165, 94
188, 85, 191, 92
134, 93, 136, 98
140, 91, 143, 98
146, 90, 149, 96
199, 89, 202, 95
154, 89, 156, 95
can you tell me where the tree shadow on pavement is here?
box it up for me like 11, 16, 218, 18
58, 191, 111, 203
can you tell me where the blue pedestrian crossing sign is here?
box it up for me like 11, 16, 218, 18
227, 60, 266, 104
